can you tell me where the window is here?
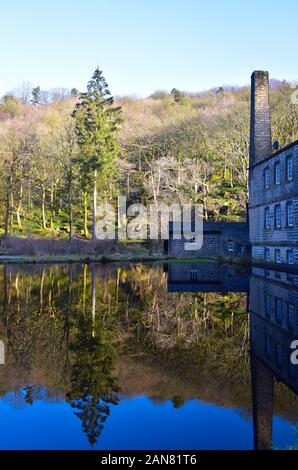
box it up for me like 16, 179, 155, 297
227, 265, 235, 276
276, 344, 283, 368
265, 336, 272, 359
264, 167, 270, 189
287, 303, 296, 332
264, 207, 270, 229
264, 248, 270, 262
287, 249, 294, 265
274, 204, 281, 228
286, 155, 293, 181
275, 249, 281, 264
190, 270, 199, 280
274, 161, 281, 185
265, 295, 271, 318
228, 241, 234, 252
275, 297, 283, 325
287, 201, 294, 227
289, 359, 296, 379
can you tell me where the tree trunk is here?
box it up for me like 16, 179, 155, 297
83, 191, 89, 238
41, 186, 46, 229
91, 264, 96, 337
68, 172, 73, 248
82, 264, 87, 316
16, 183, 23, 228
203, 293, 208, 328
4, 188, 10, 239
92, 170, 98, 251
65, 265, 72, 343
69, 202, 73, 244
203, 194, 208, 220
28, 177, 31, 209
50, 188, 54, 229
39, 268, 45, 314
10, 193, 14, 230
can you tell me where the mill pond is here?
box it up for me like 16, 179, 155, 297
0, 261, 298, 450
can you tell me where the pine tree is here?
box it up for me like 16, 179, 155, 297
73, 68, 122, 248
71, 88, 79, 97
31, 86, 41, 106
171, 87, 187, 104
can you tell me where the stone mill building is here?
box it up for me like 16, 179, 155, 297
249, 70, 298, 266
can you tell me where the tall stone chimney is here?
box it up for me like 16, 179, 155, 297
251, 353, 274, 450
249, 71, 272, 167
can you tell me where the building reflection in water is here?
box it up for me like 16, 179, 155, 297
168, 262, 298, 450
250, 266, 298, 450
0, 262, 298, 449
167, 262, 249, 293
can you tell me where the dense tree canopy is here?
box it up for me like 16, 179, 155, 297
0, 76, 297, 242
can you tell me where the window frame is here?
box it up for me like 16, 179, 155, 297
287, 201, 294, 227
264, 207, 270, 229
286, 155, 293, 181
265, 294, 271, 318
275, 297, 283, 325
289, 359, 296, 379
190, 270, 199, 281
227, 241, 234, 253
274, 161, 281, 185
275, 249, 281, 264
287, 303, 296, 332
264, 166, 270, 189
265, 335, 272, 359
276, 344, 283, 369
274, 204, 281, 228
287, 249, 294, 265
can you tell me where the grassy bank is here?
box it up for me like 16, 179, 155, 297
0, 254, 214, 265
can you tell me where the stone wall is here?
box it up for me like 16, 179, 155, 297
168, 221, 249, 258
249, 141, 298, 262
250, 271, 298, 394
249, 71, 272, 167
249, 69, 298, 265
168, 233, 221, 258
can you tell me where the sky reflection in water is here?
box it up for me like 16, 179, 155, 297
0, 262, 297, 450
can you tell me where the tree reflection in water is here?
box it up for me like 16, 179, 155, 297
0, 262, 297, 448
65, 267, 119, 445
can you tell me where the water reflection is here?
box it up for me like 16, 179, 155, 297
167, 262, 249, 292
250, 266, 298, 450
0, 262, 297, 449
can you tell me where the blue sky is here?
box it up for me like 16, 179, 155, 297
0, 0, 297, 97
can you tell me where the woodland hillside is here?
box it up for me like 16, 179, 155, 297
0, 77, 297, 242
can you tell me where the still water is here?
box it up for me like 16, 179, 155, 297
0, 261, 297, 450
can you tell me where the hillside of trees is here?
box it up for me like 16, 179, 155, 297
0, 72, 297, 247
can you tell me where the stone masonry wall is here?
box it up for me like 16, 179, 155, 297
168, 222, 248, 258
249, 142, 298, 262
169, 233, 222, 258
250, 273, 298, 393
249, 71, 272, 167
